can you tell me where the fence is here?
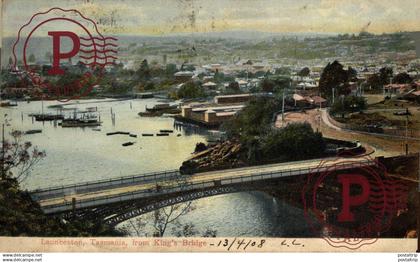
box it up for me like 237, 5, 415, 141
30, 170, 180, 200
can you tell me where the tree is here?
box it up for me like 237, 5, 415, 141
297, 67, 310, 77
379, 67, 393, 84
366, 74, 383, 90
28, 54, 36, 63
177, 81, 204, 99
144, 82, 155, 91
366, 67, 393, 90
151, 202, 194, 237
318, 61, 352, 98
260, 79, 275, 92
137, 59, 151, 81
226, 81, 240, 93
347, 66, 358, 81
1, 130, 45, 182
165, 63, 178, 77
392, 72, 413, 84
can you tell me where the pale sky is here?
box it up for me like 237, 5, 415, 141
2, 0, 420, 38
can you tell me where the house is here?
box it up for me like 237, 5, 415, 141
174, 71, 194, 82
202, 81, 218, 89
293, 93, 311, 107
236, 79, 249, 90
403, 90, 420, 102
384, 84, 412, 95
309, 96, 328, 108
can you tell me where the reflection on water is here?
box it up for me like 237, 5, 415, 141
120, 191, 316, 237
4, 98, 310, 236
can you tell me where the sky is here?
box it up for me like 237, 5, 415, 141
1, 0, 420, 40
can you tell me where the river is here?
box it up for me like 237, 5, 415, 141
2, 98, 312, 237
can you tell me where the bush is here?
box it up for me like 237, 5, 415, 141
261, 123, 325, 161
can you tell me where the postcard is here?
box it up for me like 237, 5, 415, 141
0, 0, 420, 254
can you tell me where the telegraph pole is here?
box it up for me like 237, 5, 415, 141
1, 123, 4, 178
281, 88, 285, 123
405, 108, 409, 155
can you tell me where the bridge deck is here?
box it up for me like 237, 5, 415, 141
31, 156, 374, 214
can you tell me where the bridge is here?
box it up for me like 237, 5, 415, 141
30, 156, 375, 226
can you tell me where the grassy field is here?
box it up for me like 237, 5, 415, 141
367, 99, 420, 130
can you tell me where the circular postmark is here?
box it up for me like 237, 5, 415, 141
12, 7, 118, 102
301, 152, 408, 249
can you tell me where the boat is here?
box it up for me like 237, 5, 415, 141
86, 107, 98, 112
140, 103, 181, 117
30, 114, 65, 121
106, 131, 130, 136
156, 133, 169, 136
146, 103, 178, 112
0, 101, 18, 107
61, 118, 101, 127
24, 129, 42, 135
47, 104, 63, 109
177, 134, 182, 137
122, 142, 135, 147
159, 129, 174, 133
129, 134, 137, 138
92, 128, 101, 131
142, 134, 154, 136
147, 103, 170, 111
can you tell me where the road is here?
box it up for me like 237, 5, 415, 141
279, 109, 420, 157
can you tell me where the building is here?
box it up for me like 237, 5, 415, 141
309, 96, 328, 108
214, 93, 253, 104
174, 71, 194, 82
180, 104, 245, 126
293, 94, 327, 108
202, 81, 218, 89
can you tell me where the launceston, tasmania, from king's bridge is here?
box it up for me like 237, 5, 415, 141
0, 0, 420, 253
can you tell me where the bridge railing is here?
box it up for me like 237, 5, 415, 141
30, 169, 181, 200
40, 160, 374, 214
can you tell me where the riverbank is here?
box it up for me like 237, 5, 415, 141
180, 136, 364, 174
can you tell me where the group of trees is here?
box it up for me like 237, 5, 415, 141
366, 67, 393, 89
330, 95, 367, 118
318, 60, 357, 98
176, 81, 205, 99
258, 75, 291, 93
222, 97, 326, 164
260, 123, 325, 161
320, 61, 414, 94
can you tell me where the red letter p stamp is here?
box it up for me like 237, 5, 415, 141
12, 7, 118, 102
